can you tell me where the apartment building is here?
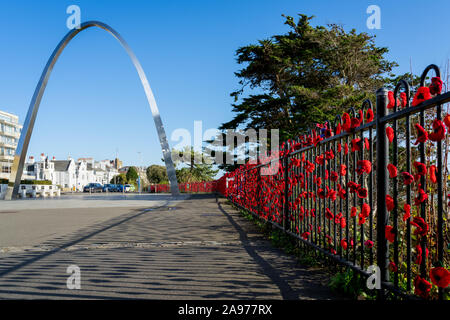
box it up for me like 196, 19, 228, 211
0, 110, 22, 180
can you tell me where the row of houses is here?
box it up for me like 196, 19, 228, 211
2, 106, 124, 191
24, 154, 120, 191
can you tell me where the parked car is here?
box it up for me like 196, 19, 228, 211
103, 184, 117, 192
83, 183, 103, 193
125, 184, 135, 192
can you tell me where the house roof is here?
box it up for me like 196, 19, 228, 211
52, 160, 71, 172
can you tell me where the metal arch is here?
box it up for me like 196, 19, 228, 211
5, 21, 179, 199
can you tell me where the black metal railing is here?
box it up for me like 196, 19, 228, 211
218, 64, 449, 300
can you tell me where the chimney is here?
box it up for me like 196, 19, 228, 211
29, 156, 35, 164
40, 153, 45, 162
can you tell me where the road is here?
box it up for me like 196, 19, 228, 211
0, 193, 339, 299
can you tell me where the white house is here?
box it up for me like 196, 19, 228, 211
25, 154, 119, 191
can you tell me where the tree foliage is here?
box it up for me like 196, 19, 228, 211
171, 147, 218, 183
220, 14, 399, 144
146, 165, 168, 184
111, 173, 127, 184
126, 166, 139, 183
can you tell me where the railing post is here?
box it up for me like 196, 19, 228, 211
283, 152, 290, 232
376, 87, 390, 300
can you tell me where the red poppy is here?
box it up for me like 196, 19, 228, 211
430, 267, 450, 288
364, 240, 374, 248
351, 116, 362, 129
414, 244, 429, 266
412, 87, 432, 107
400, 92, 407, 108
347, 181, 360, 193
444, 113, 450, 129
325, 234, 333, 244
325, 149, 335, 160
361, 203, 371, 218
351, 138, 362, 152
291, 158, 302, 167
340, 217, 346, 229
325, 208, 334, 220
429, 165, 437, 184
334, 212, 343, 224
326, 187, 337, 201
414, 123, 428, 145
385, 225, 395, 243
414, 187, 428, 206
337, 184, 346, 200
356, 187, 368, 199
337, 143, 342, 152
305, 161, 315, 173
335, 123, 342, 135
389, 261, 398, 273
366, 108, 374, 122
315, 154, 325, 165
301, 232, 310, 240
344, 143, 349, 155
386, 195, 395, 211
401, 172, 414, 185
330, 171, 339, 182
342, 113, 351, 132
364, 138, 370, 150
387, 91, 398, 109
429, 76, 443, 95
358, 213, 366, 225
340, 164, 347, 176
403, 204, 411, 221
414, 276, 432, 299
413, 162, 427, 176
428, 119, 446, 142
410, 216, 429, 236
356, 160, 372, 175
387, 164, 397, 178
386, 126, 394, 143
351, 206, 358, 218
341, 239, 348, 250
315, 176, 322, 187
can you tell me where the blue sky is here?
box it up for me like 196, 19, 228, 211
0, 0, 449, 168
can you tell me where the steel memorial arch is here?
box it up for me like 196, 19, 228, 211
5, 21, 179, 199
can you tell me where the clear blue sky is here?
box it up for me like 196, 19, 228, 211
0, 0, 449, 167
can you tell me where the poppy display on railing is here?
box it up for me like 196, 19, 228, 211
149, 181, 217, 193
215, 64, 450, 300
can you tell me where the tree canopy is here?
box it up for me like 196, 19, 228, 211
146, 165, 168, 184
126, 166, 139, 184
220, 14, 399, 143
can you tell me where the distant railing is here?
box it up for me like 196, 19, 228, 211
149, 181, 217, 193
216, 64, 449, 300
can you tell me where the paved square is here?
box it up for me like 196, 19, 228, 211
0, 194, 338, 299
